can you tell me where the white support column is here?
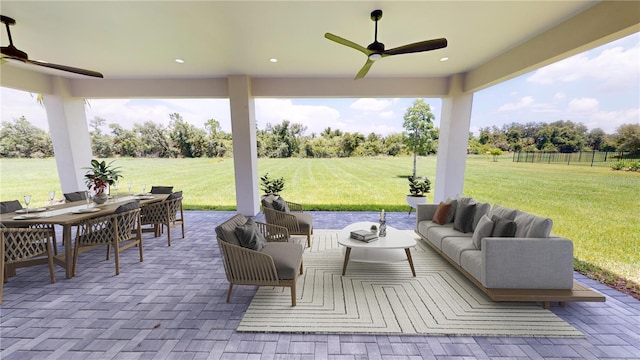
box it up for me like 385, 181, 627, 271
43, 77, 93, 194
434, 74, 474, 203
228, 75, 260, 216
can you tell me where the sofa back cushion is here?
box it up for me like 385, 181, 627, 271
489, 204, 517, 220
471, 201, 491, 231
514, 210, 553, 238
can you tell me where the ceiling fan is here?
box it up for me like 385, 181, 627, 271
1, 15, 103, 78
325, 9, 447, 80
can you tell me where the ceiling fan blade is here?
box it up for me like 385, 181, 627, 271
28, 59, 104, 78
354, 58, 375, 80
384, 38, 447, 56
325, 33, 371, 55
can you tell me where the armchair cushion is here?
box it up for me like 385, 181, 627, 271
114, 200, 140, 214
292, 212, 313, 233
234, 219, 266, 251
167, 191, 182, 200
150, 186, 173, 194
0, 200, 22, 214
260, 242, 304, 280
261, 194, 278, 209
272, 197, 290, 212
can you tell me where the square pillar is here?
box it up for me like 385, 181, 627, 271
228, 75, 260, 216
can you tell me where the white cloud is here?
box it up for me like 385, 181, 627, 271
255, 99, 341, 136
498, 96, 535, 111
553, 92, 566, 101
586, 108, 640, 133
349, 98, 392, 112
566, 97, 599, 115
379, 110, 395, 119
527, 40, 640, 91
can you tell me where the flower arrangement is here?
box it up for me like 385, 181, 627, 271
84, 159, 122, 194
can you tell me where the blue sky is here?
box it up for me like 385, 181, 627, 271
2, 33, 638, 136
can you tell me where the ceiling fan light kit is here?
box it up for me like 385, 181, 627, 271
325, 9, 447, 80
1, 15, 104, 78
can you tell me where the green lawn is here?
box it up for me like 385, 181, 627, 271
1, 156, 638, 285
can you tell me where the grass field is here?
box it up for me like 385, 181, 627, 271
1, 156, 638, 286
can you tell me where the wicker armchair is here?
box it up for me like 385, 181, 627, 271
73, 203, 142, 276
215, 214, 304, 306
1, 226, 56, 304
262, 195, 313, 247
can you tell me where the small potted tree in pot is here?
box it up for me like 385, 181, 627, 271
406, 176, 431, 215
84, 159, 122, 204
260, 173, 285, 196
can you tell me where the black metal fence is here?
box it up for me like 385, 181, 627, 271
513, 151, 639, 167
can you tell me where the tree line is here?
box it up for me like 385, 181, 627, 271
1, 108, 638, 159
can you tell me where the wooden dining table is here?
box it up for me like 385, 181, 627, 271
0, 194, 169, 279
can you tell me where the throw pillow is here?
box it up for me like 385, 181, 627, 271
491, 215, 517, 237
471, 201, 491, 231
432, 202, 452, 225
444, 198, 458, 223
234, 218, 266, 251
272, 197, 290, 212
453, 202, 476, 233
472, 215, 494, 249
167, 191, 182, 200
261, 194, 277, 209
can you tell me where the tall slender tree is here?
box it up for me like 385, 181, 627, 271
402, 99, 436, 178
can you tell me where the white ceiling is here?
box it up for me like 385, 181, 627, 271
1, 1, 603, 81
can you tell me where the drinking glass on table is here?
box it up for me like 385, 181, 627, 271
48, 191, 55, 206
127, 182, 132, 194
85, 191, 92, 208
141, 183, 147, 194
23, 194, 31, 213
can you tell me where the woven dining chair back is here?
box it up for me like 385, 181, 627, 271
140, 192, 184, 246
0, 200, 23, 214
64, 191, 87, 202
1, 226, 56, 303
72, 205, 142, 276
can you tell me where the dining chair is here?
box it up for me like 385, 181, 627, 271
139, 191, 185, 246
64, 191, 87, 202
150, 186, 174, 194
0, 200, 23, 214
0, 200, 59, 255
262, 194, 314, 247
1, 226, 56, 304
72, 201, 142, 276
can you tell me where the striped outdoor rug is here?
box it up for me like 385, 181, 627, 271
237, 230, 583, 337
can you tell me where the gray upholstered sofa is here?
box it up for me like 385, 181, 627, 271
416, 196, 575, 298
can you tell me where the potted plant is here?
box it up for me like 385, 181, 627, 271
260, 173, 285, 196
406, 176, 431, 214
84, 159, 123, 204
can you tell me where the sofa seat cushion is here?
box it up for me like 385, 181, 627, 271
426, 224, 469, 250
261, 242, 304, 280
442, 237, 476, 265
513, 210, 553, 238
460, 249, 483, 283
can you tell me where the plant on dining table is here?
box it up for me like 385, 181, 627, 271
84, 159, 123, 194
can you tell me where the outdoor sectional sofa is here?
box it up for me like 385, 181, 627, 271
415, 196, 605, 308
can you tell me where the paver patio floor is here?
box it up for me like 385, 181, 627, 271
1, 211, 639, 359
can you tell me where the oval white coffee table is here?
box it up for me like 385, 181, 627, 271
337, 221, 417, 276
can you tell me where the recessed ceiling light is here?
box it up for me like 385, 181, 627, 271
269, 58, 278, 63
175, 58, 185, 64
440, 57, 449, 62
